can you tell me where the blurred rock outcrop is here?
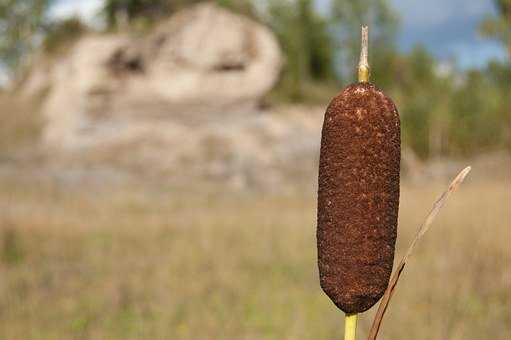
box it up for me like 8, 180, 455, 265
25, 3, 282, 148
20, 4, 326, 188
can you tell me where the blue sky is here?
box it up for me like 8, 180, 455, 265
389, 0, 507, 68
53, 0, 508, 69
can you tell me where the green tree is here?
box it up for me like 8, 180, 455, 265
0, 0, 53, 74
480, 0, 511, 56
104, 0, 174, 28
479, 61, 511, 150
103, 0, 256, 29
330, 0, 399, 81
43, 17, 87, 54
387, 46, 455, 158
216, 0, 257, 18
266, 0, 335, 101
397, 46, 438, 157
476, 0, 511, 152
448, 70, 503, 155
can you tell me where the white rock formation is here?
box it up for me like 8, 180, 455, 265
30, 3, 282, 149
20, 4, 328, 188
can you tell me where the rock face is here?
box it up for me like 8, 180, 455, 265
21, 4, 326, 188
31, 3, 282, 150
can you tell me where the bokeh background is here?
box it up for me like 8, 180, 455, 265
1, 0, 511, 339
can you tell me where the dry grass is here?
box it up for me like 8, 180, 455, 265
0, 94, 43, 154
1, 170, 510, 340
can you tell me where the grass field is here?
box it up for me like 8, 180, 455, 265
1, 168, 510, 340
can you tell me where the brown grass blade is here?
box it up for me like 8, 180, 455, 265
367, 166, 472, 340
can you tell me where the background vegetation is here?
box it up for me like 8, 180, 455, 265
2, 0, 511, 159
2, 166, 511, 339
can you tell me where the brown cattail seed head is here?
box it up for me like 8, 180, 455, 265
317, 82, 400, 313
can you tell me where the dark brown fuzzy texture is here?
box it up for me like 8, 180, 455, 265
317, 82, 400, 313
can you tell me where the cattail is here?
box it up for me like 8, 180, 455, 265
317, 25, 400, 323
